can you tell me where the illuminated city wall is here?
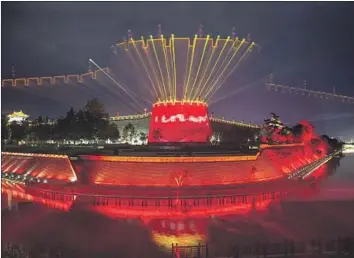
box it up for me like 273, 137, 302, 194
148, 101, 212, 143
0, 139, 328, 188
74, 142, 326, 187
1, 152, 77, 183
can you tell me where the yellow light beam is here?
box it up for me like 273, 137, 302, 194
161, 35, 173, 101
205, 38, 237, 95
150, 36, 168, 101
203, 39, 246, 100
126, 43, 157, 99
192, 36, 220, 101
188, 35, 210, 101
184, 35, 198, 101
183, 39, 191, 99
209, 41, 255, 100
144, 42, 165, 100
130, 39, 159, 98
167, 37, 174, 101
197, 36, 230, 100
171, 34, 177, 102
205, 41, 254, 101
207, 42, 255, 101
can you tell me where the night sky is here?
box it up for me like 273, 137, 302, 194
2, 2, 354, 140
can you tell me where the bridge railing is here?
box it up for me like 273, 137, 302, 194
13, 184, 304, 214
174, 237, 354, 258
2, 237, 352, 258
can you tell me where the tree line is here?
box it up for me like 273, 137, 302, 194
1, 99, 122, 145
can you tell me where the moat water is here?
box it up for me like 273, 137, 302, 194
2, 154, 354, 258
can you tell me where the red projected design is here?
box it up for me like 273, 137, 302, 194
148, 101, 212, 143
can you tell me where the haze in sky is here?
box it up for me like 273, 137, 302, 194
2, 2, 354, 140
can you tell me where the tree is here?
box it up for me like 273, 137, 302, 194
1, 115, 9, 142
84, 98, 108, 119
52, 107, 79, 144
321, 134, 343, 151
58, 108, 75, 141
260, 113, 295, 144
139, 132, 147, 144
291, 123, 304, 136
8, 121, 29, 143
82, 98, 109, 141
122, 123, 136, 143
51, 99, 118, 144
30, 116, 52, 144
101, 123, 120, 141
75, 109, 91, 141
52, 117, 66, 143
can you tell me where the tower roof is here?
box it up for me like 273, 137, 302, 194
7, 110, 29, 118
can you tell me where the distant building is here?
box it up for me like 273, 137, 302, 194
7, 110, 29, 124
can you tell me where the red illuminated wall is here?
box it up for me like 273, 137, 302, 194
1, 152, 77, 182
148, 101, 212, 143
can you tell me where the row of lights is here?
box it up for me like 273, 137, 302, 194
2, 152, 68, 158
210, 117, 260, 128
110, 112, 152, 121
1, 68, 110, 87
2, 172, 48, 184
153, 101, 207, 106
269, 85, 354, 103
300, 156, 331, 179
287, 154, 330, 180
118, 35, 254, 50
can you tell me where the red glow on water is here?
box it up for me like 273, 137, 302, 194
1, 182, 73, 211
90, 200, 273, 219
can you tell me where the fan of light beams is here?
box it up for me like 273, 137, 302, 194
110, 30, 258, 104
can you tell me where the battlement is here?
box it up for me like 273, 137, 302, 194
210, 117, 260, 128
110, 112, 152, 121
1, 68, 110, 87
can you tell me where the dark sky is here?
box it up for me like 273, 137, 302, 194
2, 2, 354, 140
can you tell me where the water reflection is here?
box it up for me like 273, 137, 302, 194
2, 156, 354, 257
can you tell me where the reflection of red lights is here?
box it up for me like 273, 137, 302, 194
146, 218, 207, 235
1, 182, 73, 211
148, 101, 212, 143
146, 218, 208, 250
90, 199, 275, 219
